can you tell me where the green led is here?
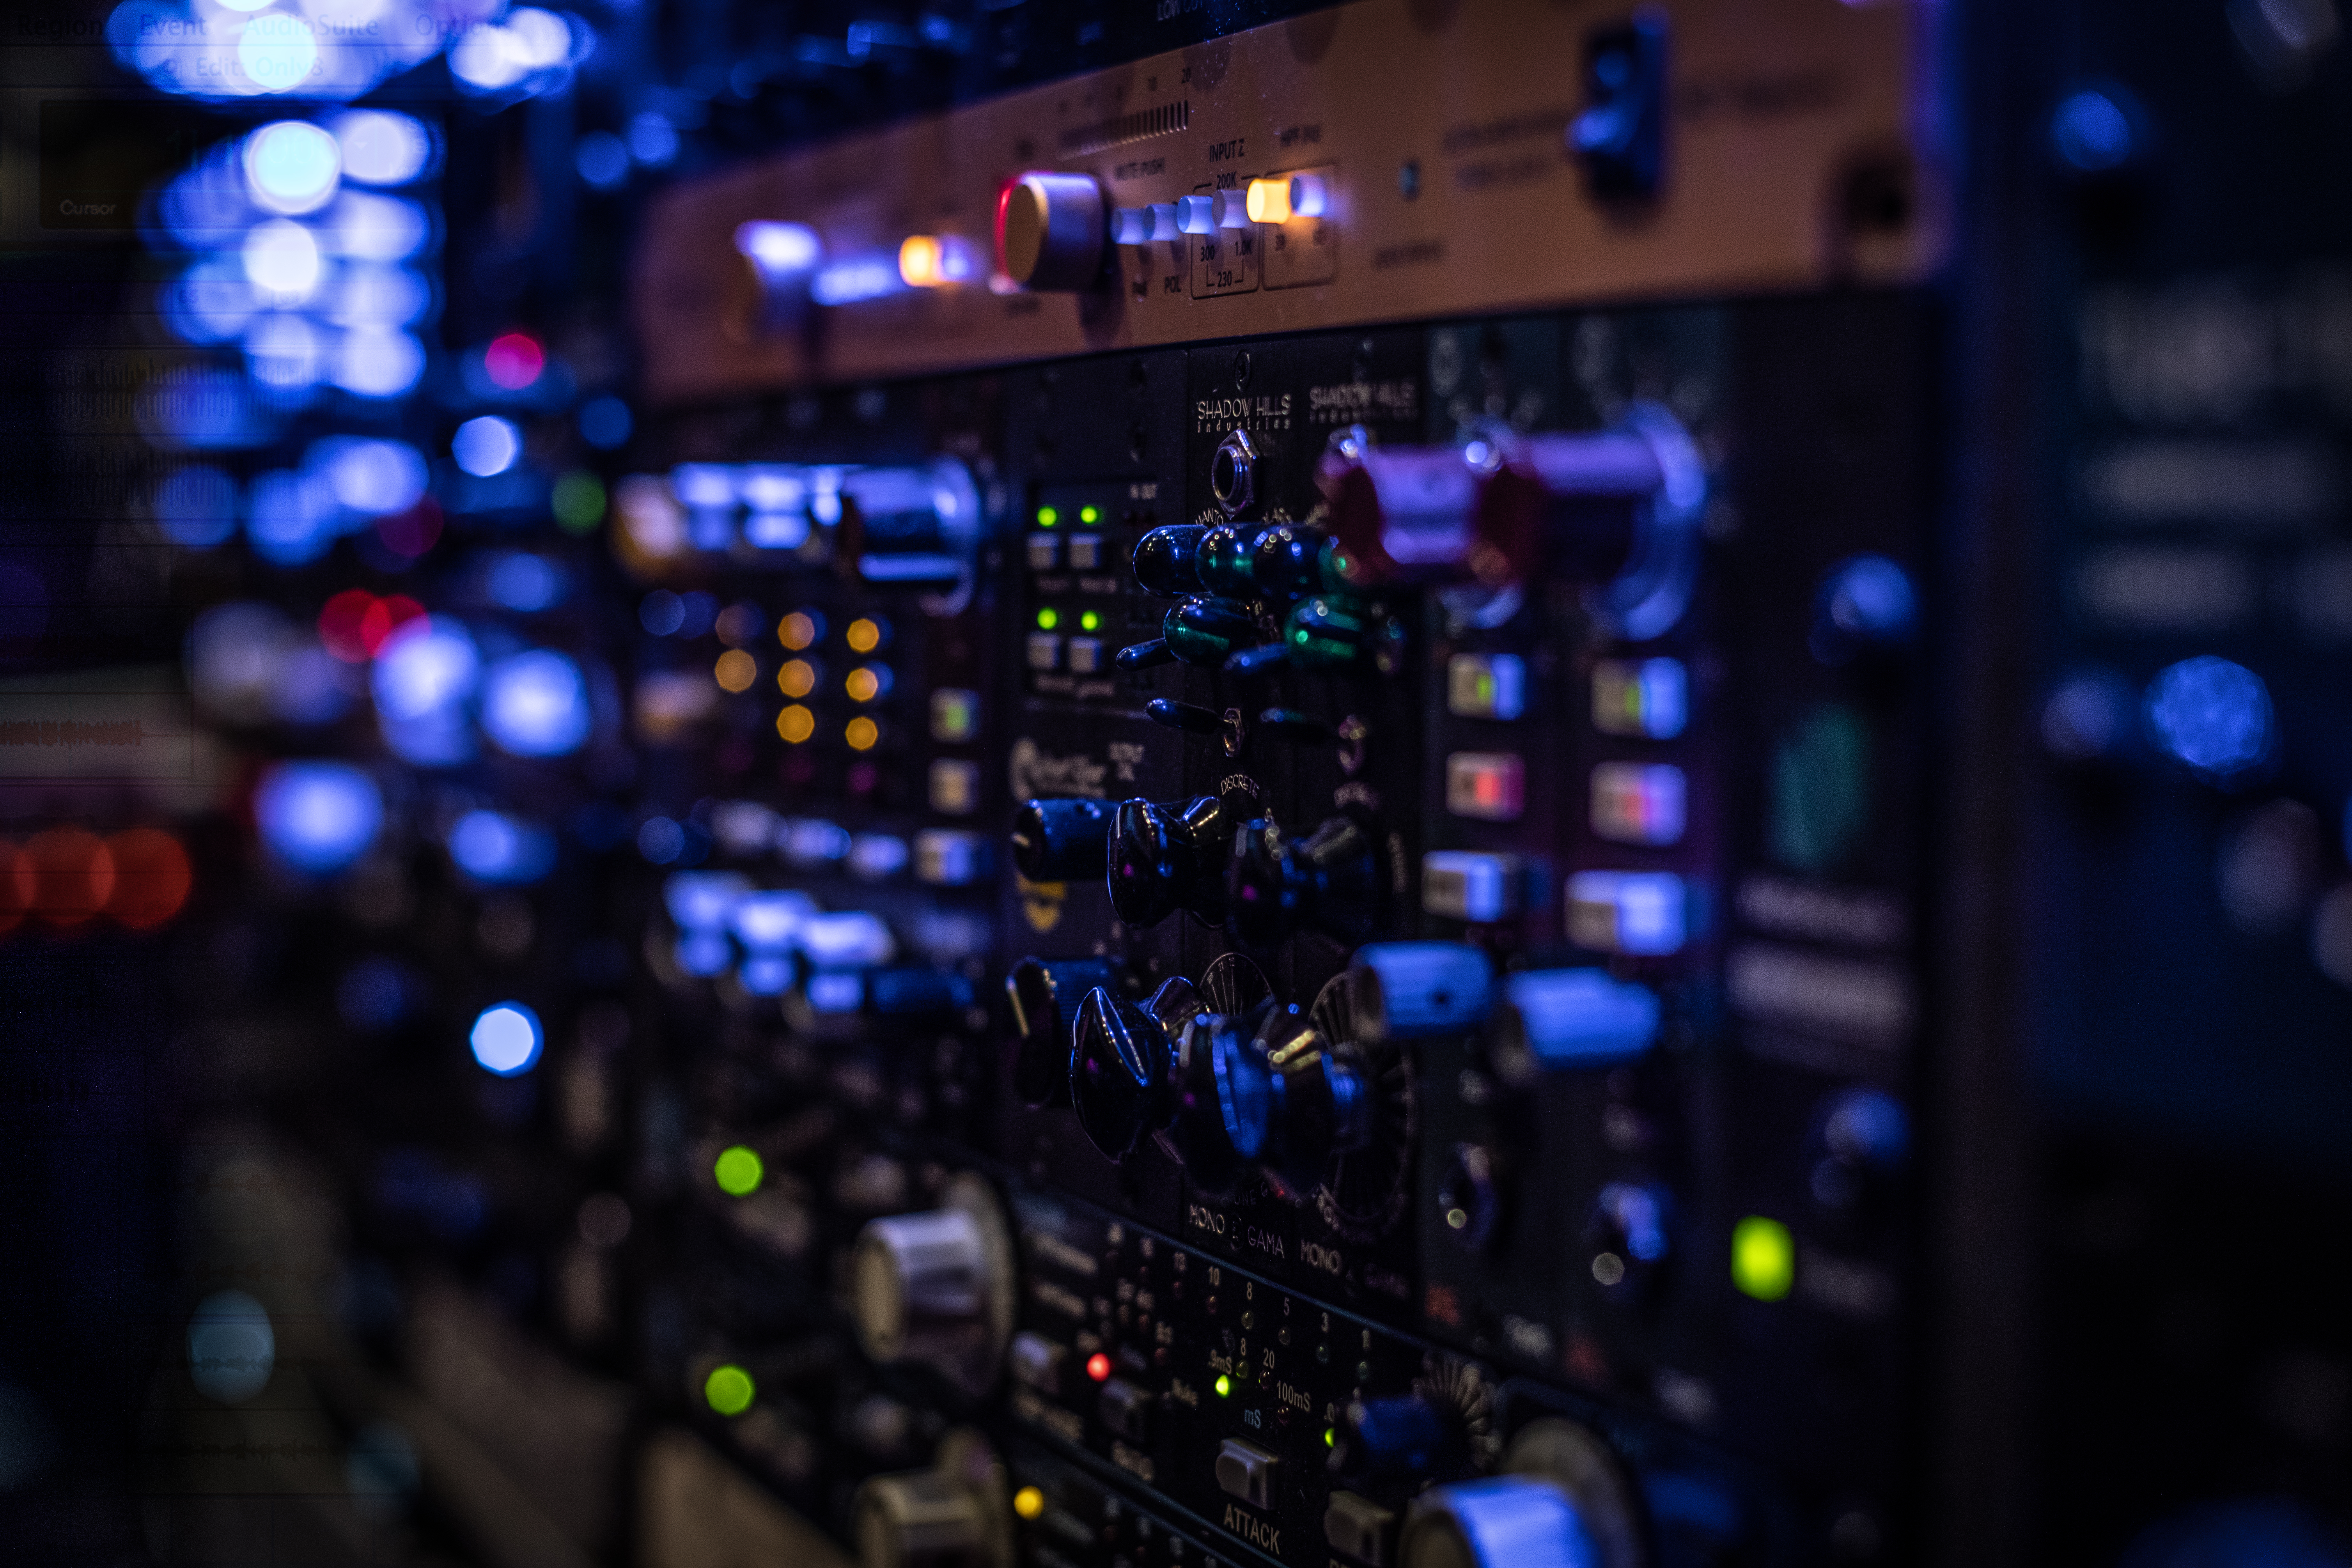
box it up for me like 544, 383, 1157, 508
1037, 506, 1059, 528
1731, 1215, 1795, 1302
1079, 505, 1099, 524
1214, 1374, 1232, 1399
1079, 611, 1100, 632
551, 471, 606, 533
704, 1364, 756, 1416
1037, 608, 1059, 630
713, 1145, 764, 1197
1324, 1427, 1336, 1448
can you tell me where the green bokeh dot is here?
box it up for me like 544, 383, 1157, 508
704, 1363, 755, 1416
713, 1145, 764, 1197
552, 471, 607, 533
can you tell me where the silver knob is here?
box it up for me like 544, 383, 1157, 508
995, 172, 1106, 291
854, 1430, 1012, 1568
850, 1176, 1014, 1393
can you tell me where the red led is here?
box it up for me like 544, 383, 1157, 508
359, 594, 425, 657
319, 589, 378, 662
484, 332, 545, 390
1085, 1353, 1112, 1383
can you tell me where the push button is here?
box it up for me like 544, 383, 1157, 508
1098, 1378, 1153, 1443
1008, 1332, 1063, 1393
1446, 653, 1526, 719
1026, 533, 1061, 570
1214, 1437, 1278, 1510
1066, 533, 1106, 570
1445, 752, 1525, 821
1066, 636, 1104, 674
1422, 851, 1522, 922
1324, 1490, 1398, 1567
1026, 633, 1062, 671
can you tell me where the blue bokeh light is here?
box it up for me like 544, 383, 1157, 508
480, 648, 590, 757
153, 466, 241, 548
2052, 88, 2137, 173
448, 810, 557, 885
243, 120, 340, 214
469, 1002, 544, 1075
254, 759, 383, 873
578, 395, 631, 449
2145, 656, 2274, 781
487, 553, 564, 611
575, 131, 630, 190
330, 110, 432, 186
453, 415, 522, 478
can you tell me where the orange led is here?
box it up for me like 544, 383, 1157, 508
778, 659, 818, 699
714, 650, 757, 693
777, 705, 816, 744
845, 618, 884, 654
1244, 178, 1292, 225
844, 716, 880, 752
899, 235, 943, 287
844, 665, 890, 703
778, 611, 819, 650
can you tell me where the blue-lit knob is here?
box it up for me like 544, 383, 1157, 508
1811, 554, 1918, 664
1010, 797, 1112, 884
1399, 1476, 1600, 1568
1335, 1396, 1470, 1486
1350, 944, 1494, 1042
1132, 524, 1209, 595
1498, 970, 1659, 1069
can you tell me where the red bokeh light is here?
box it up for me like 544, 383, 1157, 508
106, 828, 192, 930
484, 332, 545, 390
319, 588, 378, 662
360, 594, 425, 655
1085, 1353, 1112, 1383
25, 827, 115, 927
0, 841, 33, 934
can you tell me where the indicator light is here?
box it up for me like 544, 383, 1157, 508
1079, 611, 1100, 632
844, 665, 889, 703
1013, 1486, 1045, 1522
704, 1364, 755, 1416
1592, 657, 1689, 739
470, 1003, 542, 1076
845, 618, 883, 654
714, 650, 756, 693
1037, 506, 1059, 527
713, 1145, 764, 1196
930, 688, 980, 742
1324, 1427, 1336, 1448
1085, 1353, 1113, 1382
1214, 1374, 1232, 1398
1037, 608, 1059, 630
482, 331, 544, 390
1079, 505, 1099, 524
1244, 177, 1292, 224
777, 705, 816, 744
1731, 1215, 1795, 1301
778, 611, 820, 650
898, 234, 941, 286
845, 716, 880, 751
778, 659, 817, 699
1444, 752, 1525, 822
1590, 762, 1688, 846
1566, 870, 1687, 955
1446, 653, 1528, 720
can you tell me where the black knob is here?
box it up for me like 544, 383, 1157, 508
1106, 795, 1235, 928
1332, 1396, 1470, 1490
1145, 698, 1225, 736
1069, 977, 1202, 1160
1250, 521, 1329, 599
1163, 1008, 1264, 1201
1196, 523, 1260, 599
1132, 525, 1208, 596
1006, 957, 1118, 1108
1227, 811, 1386, 949
1114, 638, 1178, 671
1218, 1002, 1375, 1201
1010, 797, 1113, 884
1225, 643, 1289, 677
1161, 596, 1258, 666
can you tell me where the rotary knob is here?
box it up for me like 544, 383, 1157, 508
994, 172, 1108, 292
1198, 1001, 1375, 1201
1005, 956, 1119, 1107
1132, 524, 1210, 596
1159, 595, 1259, 667
1009, 797, 1113, 884
1227, 811, 1386, 949
853, 1430, 1012, 1568
1106, 795, 1240, 928
1318, 440, 1487, 587
851, 1176, 1013, 1393
1350, 943, 1495, 1042
1069, 977, 1204, 1159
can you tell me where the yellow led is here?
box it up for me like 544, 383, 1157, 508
899, 234, 944, 288
1079, 505, 1099, 524
845, 665, 890, 703
846, 618, 883, 654
845, 716, 880, 752
714, 650, 757, 693
1079, 611, 1100, 632
1012, 1486, 1045, 1522
778, 659, 817, 699
776, 705, 816, 744
1731, 1215, 1795, 1302
778, 611, 818, 650
1245, 177, 1292, 224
